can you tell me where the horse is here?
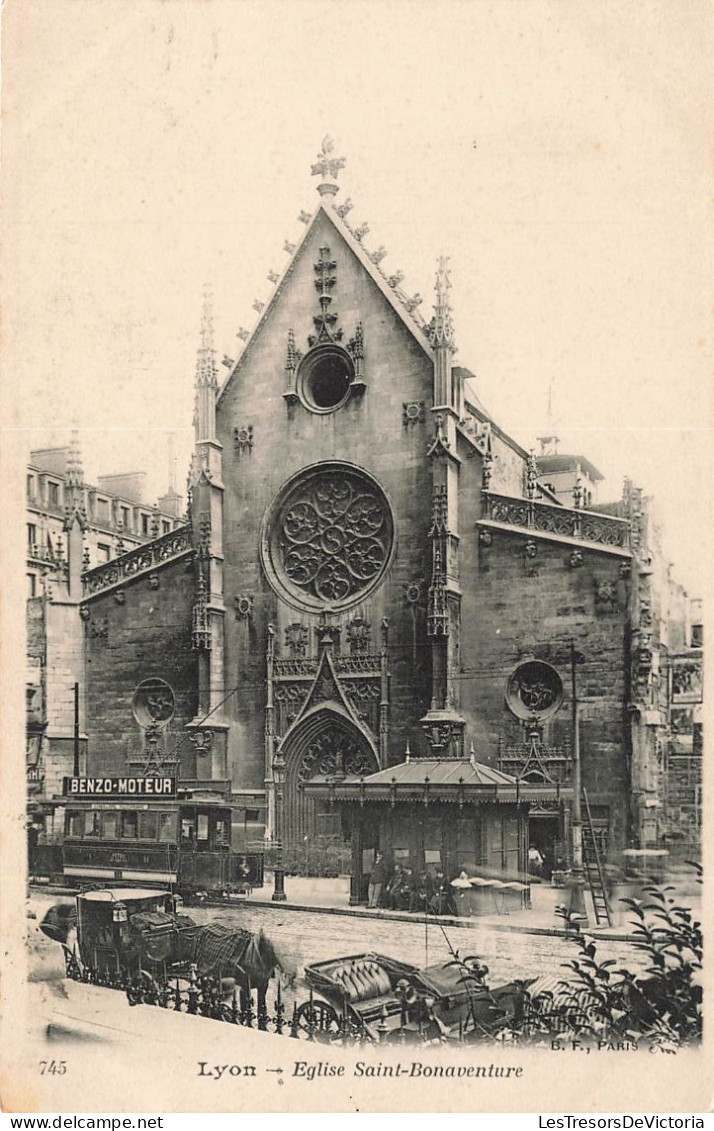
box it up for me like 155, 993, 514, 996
188, 923, 284, 1016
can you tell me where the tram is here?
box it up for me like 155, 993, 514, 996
61, 798, 263, 900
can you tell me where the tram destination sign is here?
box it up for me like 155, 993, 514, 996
63, 776, 177, 799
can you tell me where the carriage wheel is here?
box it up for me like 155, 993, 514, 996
295, 999, 340, 1039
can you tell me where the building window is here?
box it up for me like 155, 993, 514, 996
97, 543, 111, 562
27, 474, 35, 500
95, 498, 109, 522
298, 344, 354, 413
141, 513, 150, 535
121, 506, 130, 530
27, 524, 37, 552
47, 482, 60, 507
27, 574, 37, 597
691, 624, 703, 649
162, 520, 170, 534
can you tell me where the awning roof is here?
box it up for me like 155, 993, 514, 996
304, 755, 571, 805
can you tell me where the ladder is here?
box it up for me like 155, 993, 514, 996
581, 789, 613, 926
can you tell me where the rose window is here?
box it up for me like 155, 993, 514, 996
505, 661, 564, 721
262, 463, 394, 612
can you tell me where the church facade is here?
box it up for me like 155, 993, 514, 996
38, 143, 701, 881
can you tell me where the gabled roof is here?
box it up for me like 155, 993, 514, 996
363, 756, 516, 787
218, 200, 435, 406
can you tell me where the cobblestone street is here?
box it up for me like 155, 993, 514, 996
28, 888, 646, 998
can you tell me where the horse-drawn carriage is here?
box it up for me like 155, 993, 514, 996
296, 951, 527, 1042
40, 888, 279, 1012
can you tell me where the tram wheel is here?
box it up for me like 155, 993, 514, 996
295, 999, 340, 1039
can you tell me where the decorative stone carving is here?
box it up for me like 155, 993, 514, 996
189, 730, 213, 755
237, 327, 249, 341
619, 561, 632, 579
252, 300, 265, 314
192, 571, 211, 650
234, 425, 254, 453
506, 660, 564, 721
297, 726, 375, 782
524, 539, 537, 560
298, 211, 312, 224
310, 135, 346, 184
346, 617, 371, 655
354, 222, 369, 242
148, 572, 160, 590
267, 270, 279, 284
336, 198, 353, 219
404, 293, 422, 313
90, 618, 108, 641
275, 684, 310, 726
427, 413, 451, 460
262, 464, 394, 613
404, 580, 424, 605
570, 549, 584, 568
285, 622, 309, 657
114, 589, 125, 604
234, 594, 254, 620
403, 401, 425, 425
594, 578, 618, 610
525, 450, 539, 500
283, 240, 296, 254
79, 605, 91, 621
132, 677, 175, 727
478, 529, 493, 547
370, 246, 388, 265
388, 271, 404, 289
343, 679, 381, 724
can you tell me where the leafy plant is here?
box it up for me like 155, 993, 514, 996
445, 865, 702, 1048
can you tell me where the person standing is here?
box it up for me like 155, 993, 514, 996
368, 851, 389, 908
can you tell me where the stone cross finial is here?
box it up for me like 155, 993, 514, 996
311, 135, 346, 193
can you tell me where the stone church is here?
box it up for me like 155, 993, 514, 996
39, 141, 701, 887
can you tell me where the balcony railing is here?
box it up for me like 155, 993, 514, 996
482, 491, 630, 550
82, 525, 192, 597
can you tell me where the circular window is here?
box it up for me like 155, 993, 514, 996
261, 462, 395, 613
505, 661, 563, 720
132, 678, 175, 728
298, 345, 354, 413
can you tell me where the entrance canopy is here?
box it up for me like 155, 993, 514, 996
305, 753, 571, 807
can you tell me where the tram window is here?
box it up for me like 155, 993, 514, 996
212, 816, 230, 847
158, 813, 175, 842
197, 814, 209, 842
138, 812, 158, 840
85, 811, 101, 838
101, 812, 118, 839
181, 818, 194, 842
66, 810, 84, 838
121, 811, 138, 839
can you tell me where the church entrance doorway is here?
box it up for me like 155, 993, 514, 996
281, 713, 379, 857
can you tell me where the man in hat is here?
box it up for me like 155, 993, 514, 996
368, 851, 390, 908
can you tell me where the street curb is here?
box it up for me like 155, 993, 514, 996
29, 885, 632, 944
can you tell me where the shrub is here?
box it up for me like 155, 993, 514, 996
449, 866, 702, 1048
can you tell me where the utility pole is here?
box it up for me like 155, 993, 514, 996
567, 641, 588, 926
272, 752, 287, 902
72, 682, 81, 778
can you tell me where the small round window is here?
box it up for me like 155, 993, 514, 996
505, 661, 563, 721
298, 345, 354, 413
132, 678, 175, 728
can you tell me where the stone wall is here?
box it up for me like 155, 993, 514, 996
83, 558, 198, 778
459, 522, 631, 852
218, 208, 437, 791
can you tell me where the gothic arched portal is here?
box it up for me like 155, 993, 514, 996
281, 712, 379, 847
